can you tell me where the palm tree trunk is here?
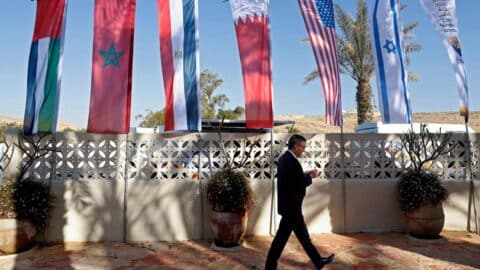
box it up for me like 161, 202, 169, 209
356, 80, 374, 124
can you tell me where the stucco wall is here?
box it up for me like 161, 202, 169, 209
43, 179, 479, 242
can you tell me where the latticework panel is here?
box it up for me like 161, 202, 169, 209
127, 133, 200, 181
52, 134, 127, 181
199, 133, 275, 181
6, 132, 480, 182
337, 134, 401, 180
14, 133, 127, 181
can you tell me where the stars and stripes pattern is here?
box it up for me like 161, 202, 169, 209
298, 0, 342, 126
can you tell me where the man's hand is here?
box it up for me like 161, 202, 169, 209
306, 169, 319, 178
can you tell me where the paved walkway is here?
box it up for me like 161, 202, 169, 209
0, 231, 479, 269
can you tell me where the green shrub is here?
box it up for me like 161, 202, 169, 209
0, 178, 54, 231
207, 168, 254, 212
398, 170, 448, 213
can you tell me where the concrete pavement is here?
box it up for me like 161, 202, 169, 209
0, 231, 479, 269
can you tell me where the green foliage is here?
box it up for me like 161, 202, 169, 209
286, 124, 300, 133
201, 70, 229, 119
135, 70, 244, 125
0, 134, 58, 231
136, 109, 165, 128
207, 168, 255, 212
233, 106, 245, 115
398, 125, 455, 213
0, 178, 54, 230
398, 170, 448, 213
216, 109, 240, 120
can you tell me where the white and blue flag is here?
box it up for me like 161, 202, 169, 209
370, 0, 411, 124
420, 0, 468, 118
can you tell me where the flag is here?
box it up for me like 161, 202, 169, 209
420, 0, 469, 118
370, 0, 411, 124
298, 0, 342, 126
157, 0, 201, 131
24, 0, 68, 135
87, 0, 136, 134
230, 0, 273, 129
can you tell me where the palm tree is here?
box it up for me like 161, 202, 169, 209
303, 0, 421, 124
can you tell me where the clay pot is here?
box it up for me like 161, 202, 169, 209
0, 218, 37, 254
210, 210, 248, 247
405, 204, 445, 239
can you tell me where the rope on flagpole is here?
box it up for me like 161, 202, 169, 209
340, 124, 347, 233
463, 114, 479, 234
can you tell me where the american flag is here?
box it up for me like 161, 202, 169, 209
298, 0, 342, 126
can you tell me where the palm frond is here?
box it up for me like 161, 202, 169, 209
303, 70, 319, 85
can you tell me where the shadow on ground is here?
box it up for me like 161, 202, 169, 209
0, 231, 479, 269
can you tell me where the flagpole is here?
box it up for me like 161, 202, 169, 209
122, 132, 129, 243
463, 114, 479, 233
340, 124, 347, 233
197, 131, 205, 239
269, 128, 276, 236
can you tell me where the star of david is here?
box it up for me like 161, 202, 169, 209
383, 40, 396, 54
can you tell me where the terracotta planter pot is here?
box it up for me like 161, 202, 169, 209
405, 204, 445, 239
0, 218, 37, 254
210, 210, 248, 247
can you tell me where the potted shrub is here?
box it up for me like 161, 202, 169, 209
207, 167, 255, 247
0, 177, 53, 254
206, 124, 256, 247
398, 125, 456, 239
0, 133, 56, 254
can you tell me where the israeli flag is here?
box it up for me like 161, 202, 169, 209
370, 0, 411, 124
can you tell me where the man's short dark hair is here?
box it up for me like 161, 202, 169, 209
287, 134, 306, 150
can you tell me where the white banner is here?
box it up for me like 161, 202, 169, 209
370, 0, 412, 124
420, 0, 469, 117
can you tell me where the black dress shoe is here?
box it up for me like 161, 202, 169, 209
316, 254, 334, 269
322, 253, 334, 263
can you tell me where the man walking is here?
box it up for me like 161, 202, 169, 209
265, 134, 334, 269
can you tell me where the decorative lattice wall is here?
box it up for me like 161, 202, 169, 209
8, 132, 479, 182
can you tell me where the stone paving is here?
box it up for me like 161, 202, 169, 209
0, 231, 479, 269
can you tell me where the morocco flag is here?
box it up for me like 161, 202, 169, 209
87, 0, 136, 134
230, 0, 273, 129
24, 0, 68, 135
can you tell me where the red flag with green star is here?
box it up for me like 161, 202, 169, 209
87, 0, 136, 133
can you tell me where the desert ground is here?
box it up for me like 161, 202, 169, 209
274, 111, 479, 133
1, 111, 477, 134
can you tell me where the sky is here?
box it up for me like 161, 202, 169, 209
1, 1, 479, 129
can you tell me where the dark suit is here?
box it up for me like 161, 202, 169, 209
265, 151, 323, 269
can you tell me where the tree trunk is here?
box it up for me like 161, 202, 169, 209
356, 80, 374, 124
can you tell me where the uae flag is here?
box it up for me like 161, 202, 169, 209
87, 0, 136, 134
24, 0, 68, 135
157, 0, 201, 131
230, 0, 273, 129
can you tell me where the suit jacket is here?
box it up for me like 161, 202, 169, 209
276, 151, 312, 216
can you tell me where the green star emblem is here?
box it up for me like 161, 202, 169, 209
99, 42, 124, 68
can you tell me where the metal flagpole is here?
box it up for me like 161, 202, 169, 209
198, 132, 205, 239
269, 128, 276, 236
464, 114, 479, 233
122, 133, 129, 243
340, 124, 347, 233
